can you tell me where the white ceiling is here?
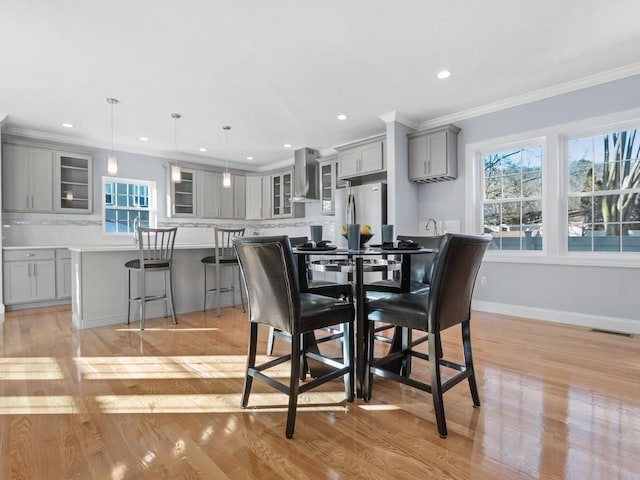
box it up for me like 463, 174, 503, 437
1, 0, 640, 170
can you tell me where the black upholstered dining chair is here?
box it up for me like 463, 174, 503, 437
266, 235, 353, 355
233, 235, 355, 439
363, 233, 490, 438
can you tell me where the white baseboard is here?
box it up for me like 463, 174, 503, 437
472, 300, 639, 335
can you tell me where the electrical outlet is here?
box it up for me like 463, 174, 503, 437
480, 276, 487, 287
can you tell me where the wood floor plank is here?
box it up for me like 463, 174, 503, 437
0, 305, 639, 479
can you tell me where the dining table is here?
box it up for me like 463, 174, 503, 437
293, 245, 434, 397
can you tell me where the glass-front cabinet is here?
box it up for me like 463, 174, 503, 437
170, 168, 196, 216
272, 170, 293, 217
55, 152, 92, 212
319, 156, 344, 215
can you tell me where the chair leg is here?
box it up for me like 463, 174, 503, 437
429, 333, 447, 438
462, 321, 480, 407
203, 265, 208, 312
363, 319, 374, 402
162, 271, 168, 319
266, 326, 276, 355
343, 321, 354, 402
168, 267, 177, 324
127, 269, 132, 325
241, 323, 258, 409
139, 270, 146, 331
286, 333, 302, 439
216, 264, 222, 317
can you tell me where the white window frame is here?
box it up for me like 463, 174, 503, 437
102, 176, 157, 235
465, 108, 640, 268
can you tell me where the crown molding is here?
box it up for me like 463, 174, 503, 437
1, 126, 258, 172
418, 61, 640, 131
379, 110, 420, 130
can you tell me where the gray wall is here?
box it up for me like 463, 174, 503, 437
418, 74, 640, 333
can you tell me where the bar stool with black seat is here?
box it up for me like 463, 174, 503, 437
126, 227, 178, 331
363, 233, 490, 438
233, 235, 355, 439
266, 235, 353, 355
202, 226, 246, 316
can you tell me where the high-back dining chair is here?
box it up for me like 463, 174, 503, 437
202, 226, 246, 316
233, 235, 355, 438
266, 235, 354, 355
125, 227, 178, 330
363, 233, 490, 438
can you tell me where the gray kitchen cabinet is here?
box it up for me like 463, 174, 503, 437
408, 124, 460, 183
54, 151, 92, 213
337, 136, 385, 179
245, 176, 263, 220
2, 144, 53, 212
271, 169, 304, 218
56, 249, 72, 299
169, 168, 196, 217
3, 249, 56, 305
319, 156, 344, 215
261, 175, 272, 219
197, 170, 223, 218
233, 175, 246, 219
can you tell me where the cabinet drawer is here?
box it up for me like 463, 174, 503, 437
56, 248, 71, 260
4, 249, 56, 261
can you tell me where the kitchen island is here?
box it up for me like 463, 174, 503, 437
69, 243, 236, 329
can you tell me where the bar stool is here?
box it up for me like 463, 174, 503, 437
125, 227, 178, 330
202, 226, 246, 316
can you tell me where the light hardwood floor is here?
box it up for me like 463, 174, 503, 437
0, 305, 638, 479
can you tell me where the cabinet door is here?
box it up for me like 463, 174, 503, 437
262, 176, 272, 218
175, 169, 196, 216
338, 148, 359, 178
320, 161, 335, 215
2, 144, 29, 211
272, 175, 282, 216
29, 149, 54, 212
233, 175, 246, 219
219, 175, 234, 218
282, 172, 293, 216
408, 135, 428, 180
198, 171, 222, 218
245, 176, 262, 220
32, 260, 56, 301
55, 152, 92, 213
56, 259, 72, 299
3, 262, 31, 304
359, 141, 384, 174
427, 130, 448, 176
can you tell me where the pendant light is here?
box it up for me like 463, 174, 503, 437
222, 125, 232, 188
170, 113, 182, 183
106, 98, 119, 175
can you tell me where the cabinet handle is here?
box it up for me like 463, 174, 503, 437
424, 162, 427, 175
427, 160, 432, 174
26, 253, 35, 257
33, 264, 37, 276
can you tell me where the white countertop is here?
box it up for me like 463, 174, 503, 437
4, 244, 213, 252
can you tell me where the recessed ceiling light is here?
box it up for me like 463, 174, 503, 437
284, 143, 292, 148
61, 123, 74, 128
337, 114, 348, 121
199, 147, 207, 152
437, 70, 452, 80
246, 156, 254, 161
139, 137, 149, 142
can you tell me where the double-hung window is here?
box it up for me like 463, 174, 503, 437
567, 128, 640, 252
102, 177, 156, 234
481, 143, 544, 251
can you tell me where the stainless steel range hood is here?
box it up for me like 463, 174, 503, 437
291, 147, 319, 202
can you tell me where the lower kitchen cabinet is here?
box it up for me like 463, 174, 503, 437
3, 248, 71, 309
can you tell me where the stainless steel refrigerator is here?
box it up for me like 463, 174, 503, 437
334, 182, 387, 248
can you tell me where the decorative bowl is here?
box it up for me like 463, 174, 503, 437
342, 233, 374, 247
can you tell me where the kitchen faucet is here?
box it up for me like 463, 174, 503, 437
426, 218, 439, 236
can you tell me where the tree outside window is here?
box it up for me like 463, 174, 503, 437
567, 129, 640, 252
482, 145, 543, 251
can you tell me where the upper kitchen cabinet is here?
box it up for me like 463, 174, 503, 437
337, 135, 386, 179
233, 175, 246, 219
319, 155, 345, 215
168, 168, 196, 217
271, 169, 304, 218
408, 124, 460, 183
54, 151, 92, 213
2, 144, 53, 212
245, 176, 263, 220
